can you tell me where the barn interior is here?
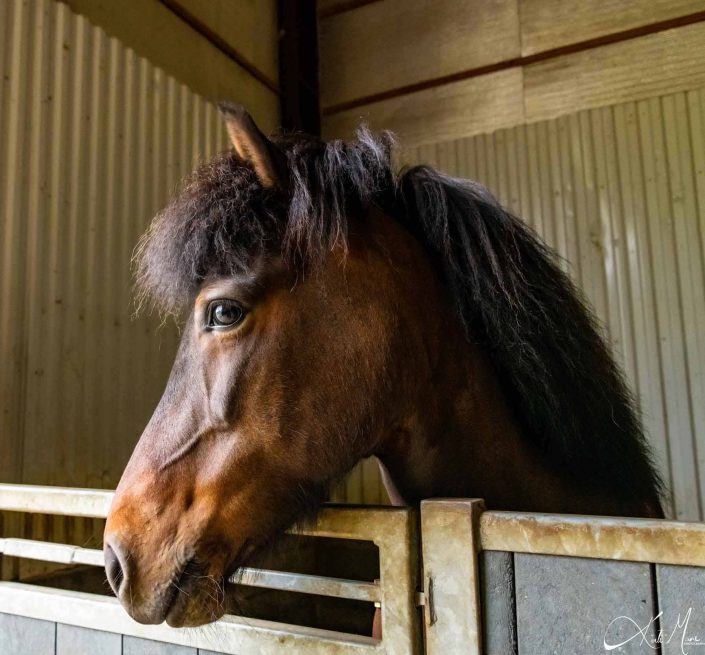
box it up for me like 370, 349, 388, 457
1, 0, 705, 651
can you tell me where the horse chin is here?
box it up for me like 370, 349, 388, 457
164, 539, 258, 628
165, 579, 227, 628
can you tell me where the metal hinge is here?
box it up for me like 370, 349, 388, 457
423, 576, 437, 625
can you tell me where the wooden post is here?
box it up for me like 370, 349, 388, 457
420, 499, 485, 655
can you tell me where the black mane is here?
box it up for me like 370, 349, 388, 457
135, 128, 664, 508
134, 129, 394, 314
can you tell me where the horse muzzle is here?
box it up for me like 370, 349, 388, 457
103, 480, 244, 627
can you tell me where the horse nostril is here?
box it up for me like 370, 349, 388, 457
104, 543, 126, 597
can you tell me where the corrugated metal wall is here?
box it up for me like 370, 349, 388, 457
339, 89, 705, 519
0, 0, 228, 577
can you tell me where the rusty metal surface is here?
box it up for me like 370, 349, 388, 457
480, 510, 705, 566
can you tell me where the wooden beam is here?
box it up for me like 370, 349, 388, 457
279, 0, 320, 134
158, 0, 280, 94
321, 9, 705, 116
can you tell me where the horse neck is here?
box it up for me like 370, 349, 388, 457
358, 207, 659, 517
373, 334, 657, 517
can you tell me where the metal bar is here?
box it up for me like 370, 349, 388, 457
235, 568, 380, 603
300, 505, 417, 543
0, 483, 114, 518
420, 499, 485, 655
374, 507, 423, 654
480, 511, 705, 566
0, 582, 381, 655
0, 537, 380, 603
0, 485, 411, 542
0, 538, 103, 567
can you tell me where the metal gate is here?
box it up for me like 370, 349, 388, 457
2, 485, 705, 654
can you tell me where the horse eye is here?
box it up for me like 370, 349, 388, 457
206, 300, 245, 330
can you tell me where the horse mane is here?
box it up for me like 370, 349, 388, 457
394, 166, 663, 506
135, 127, 663, 507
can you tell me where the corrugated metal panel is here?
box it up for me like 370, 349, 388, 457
345, 88, 702, 519
0, 0, 229, 577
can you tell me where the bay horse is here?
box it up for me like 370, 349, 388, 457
104, 105, 664, 628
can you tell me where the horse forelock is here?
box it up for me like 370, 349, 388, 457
133, 127, 395, 317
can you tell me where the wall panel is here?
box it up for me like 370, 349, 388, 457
319, 2, 705, 148
170, 0, 279, 82
62, 0, 279, 131
319, 0, 520, 108
321, 67, 525, 147
514, 554, 656, 652
524, 21, 705, 123
518, 0, 705, 55
0, 0, 229, 577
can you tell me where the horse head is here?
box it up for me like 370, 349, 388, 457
104, 106, 663, 627
103, 106, 459, 626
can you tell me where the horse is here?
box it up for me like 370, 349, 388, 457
103, 104, 664, 628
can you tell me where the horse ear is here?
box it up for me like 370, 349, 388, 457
218, 102, 287, 190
